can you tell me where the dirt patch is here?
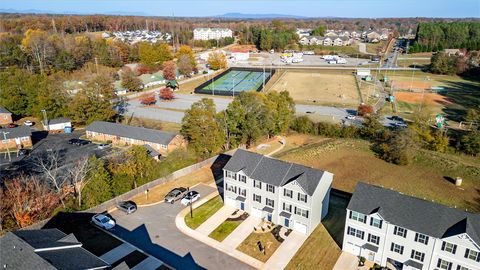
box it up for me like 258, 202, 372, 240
270, 72, 359, 106
228, 44, 257, 52
395, 92, 454, 106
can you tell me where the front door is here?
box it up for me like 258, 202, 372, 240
267, 214, 272, 222
284, 218, 289, 227
240, 202, 245, 210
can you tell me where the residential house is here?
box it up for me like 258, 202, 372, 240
296, 28, 312, 38
86, 121, 186, 156
0, 106, 13, 125
343, 182, 480, 270
333, 36, 351, 46
299, 36, 311, 46
43, 117, 71, 132
0, 229, 109, 270
323, 37, 333, 46
0, 125, 32, 151
222, 149, 334, 235
193, 28, 233, 40
365, 31, 382, 43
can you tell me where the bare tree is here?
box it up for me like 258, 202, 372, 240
67, 156, 92, 208
33, 149, 66, 207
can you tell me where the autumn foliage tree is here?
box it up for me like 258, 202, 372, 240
178, 55, 194, 77
358, 103, 374, 116
139, 93, 156, 105
159, 87, 174, 100
162, 60, 177, 80
208, 51, 227, 70
121, 67, 143, 92
1, 176, 60, 228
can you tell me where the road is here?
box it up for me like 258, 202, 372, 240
124, 94, 354, 124
109, 184, 254, 270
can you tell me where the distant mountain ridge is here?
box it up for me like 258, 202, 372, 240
214, 13, 308, 19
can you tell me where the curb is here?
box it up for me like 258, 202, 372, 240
175, 193, 265, 270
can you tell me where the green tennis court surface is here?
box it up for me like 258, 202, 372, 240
201, 70, 272, 93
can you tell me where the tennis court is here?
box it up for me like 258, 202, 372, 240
195, 69, 274, 95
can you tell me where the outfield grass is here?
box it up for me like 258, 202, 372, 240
237, 231, 282, 262
276, 137, 480, 211
209, 219, 242, 242
185, 196, 224, 229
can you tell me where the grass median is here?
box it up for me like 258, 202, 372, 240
209, 219, 242, 242
184, 195, 223, 229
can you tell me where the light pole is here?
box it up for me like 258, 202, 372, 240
2, 131, 11, 162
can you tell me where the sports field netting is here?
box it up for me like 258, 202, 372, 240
197, 69, 272, 95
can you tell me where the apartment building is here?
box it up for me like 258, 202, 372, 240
0, 106, 13, 125
86, 121, 185, 156
193, 28, 233, 40
0, 125, 32, 151
222, 149, 333, 235
343, 182, 480, 270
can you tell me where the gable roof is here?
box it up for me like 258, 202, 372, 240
86, 121, 177, 146
2, 125, 31, 139
0, 229, 109, 270
348, 182, 480, 245
47, 117, 71, 125
223, 149, 329, 196
0, 106, 11, 114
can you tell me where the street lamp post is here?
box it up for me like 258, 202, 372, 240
2, 131, 11, 162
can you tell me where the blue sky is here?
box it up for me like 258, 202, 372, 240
2, 0, 479, 18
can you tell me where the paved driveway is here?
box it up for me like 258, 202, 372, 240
109, 184, 254, 270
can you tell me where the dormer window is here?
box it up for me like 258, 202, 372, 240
349, 211, 366, 223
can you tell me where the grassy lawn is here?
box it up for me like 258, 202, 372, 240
185, 196, 224, 229
209, 219, 242, 242
131, 167, 216, 205
366, 41, 387, 54
237, 231, 282, 262
285, 224, 341, 270
121, 117, 182, 132
276, 137, 480, 211
286, 192, 347, 270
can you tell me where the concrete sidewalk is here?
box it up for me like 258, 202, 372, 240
264, 231, 308, 270
333, 252, 358, 270
100, 242, 136, 264
196, 205, 236, 235
222, 216, 262, 249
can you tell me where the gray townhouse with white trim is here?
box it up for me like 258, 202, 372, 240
222, 149, 334, 235
343, 182, 480, 270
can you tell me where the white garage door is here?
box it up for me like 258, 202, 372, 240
225, 197, 236, 207
345, 242, 361, 256
293, 221, 308, 234
251, 207, 262, 218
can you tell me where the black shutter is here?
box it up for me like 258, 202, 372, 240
441, 242, 446, 251
294, 206, 297, 214
349, 211, 352, 219
448, 262, 452, 270
305, 195, 307, 203
297, 193, 300, 201
437, 259, 441, 268
390, 243, 394, 251
425, 236, 429, 245
452, 244, 456, 254
394, 226, 397, 235
260, 182, 262, 189
465, 248, 470, 258
415, 233, 418, 242
370, 218, 373, 226
411, 250, 415, 259
306, 210, 309, 218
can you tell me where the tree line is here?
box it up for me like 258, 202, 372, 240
410, 22, 480, 52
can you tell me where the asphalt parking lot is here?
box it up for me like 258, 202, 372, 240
109, 184, 254, 270
0, 129, 116, 177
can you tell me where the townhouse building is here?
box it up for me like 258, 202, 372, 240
299, 35, 352, 46
0, 106, 13, 125
86, 121, 186, 156
193, 28, 233, 40
222, 149, 333, 235
343, 182, 480, 270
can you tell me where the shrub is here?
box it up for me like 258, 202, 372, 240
159, 87, 174, 100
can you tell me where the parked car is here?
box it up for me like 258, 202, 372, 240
69, 139, 91, 146
97, 143, 111, 150
24, 120, 33, 126
91, 214, 115, 230
18, 149, 30, 156
346, 114, 356, 120
117, 201, 137, 214
7, 123, 17, 128
77, 140, 91, 146
164, 187, 187, 204
68, 138, 81, 145
181, 191, 200, 206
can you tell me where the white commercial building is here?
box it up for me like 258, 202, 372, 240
193, 28, 233, 40
343, 182, 480, 270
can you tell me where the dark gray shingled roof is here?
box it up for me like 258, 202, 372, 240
223, 149, 328, 196
2, 125, 31, 139
87, 121, 177, 146
348, 182, 480, 245
0, 106, 11, 114
1, 229, 109, 270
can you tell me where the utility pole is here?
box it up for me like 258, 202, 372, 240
94, 57, 99, 73
41, 109, 48, 130
2, 132, 11, 162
